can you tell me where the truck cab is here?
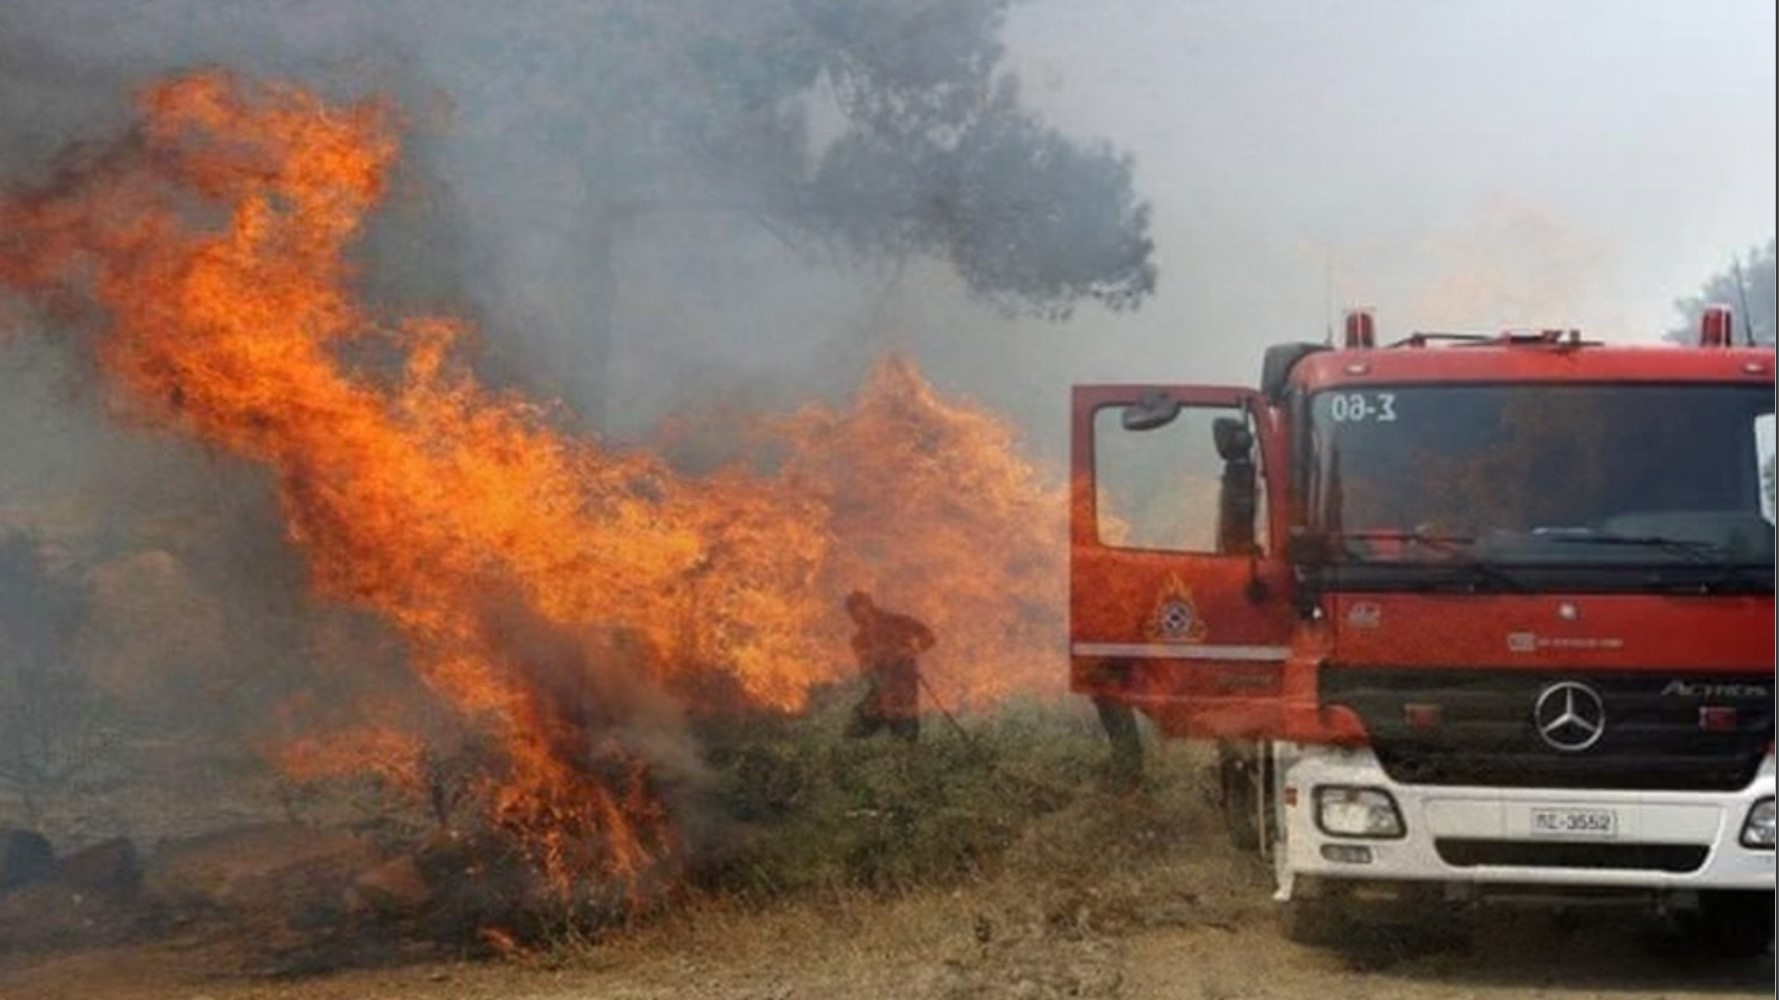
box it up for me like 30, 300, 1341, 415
1070, 309, 1776, 953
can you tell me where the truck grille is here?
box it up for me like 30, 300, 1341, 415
1323, 667, 1773, 792
1434, 839, 1708, 873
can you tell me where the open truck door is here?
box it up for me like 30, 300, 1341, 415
1070, 385, 1294, 739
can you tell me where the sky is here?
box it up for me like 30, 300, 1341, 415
1001, 0, 1777, 388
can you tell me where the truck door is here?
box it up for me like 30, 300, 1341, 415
1070, 385, 1293, 738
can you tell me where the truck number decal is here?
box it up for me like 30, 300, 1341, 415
1327, 392, 1397, 423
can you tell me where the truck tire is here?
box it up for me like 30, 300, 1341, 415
1279, 876, 1352, 948
1681, 890, 1775, 959
1281, 893, 1349, 948
1281, 879, 1474, 954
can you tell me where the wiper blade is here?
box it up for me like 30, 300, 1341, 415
1334, 530, 1531, 592
1538, 532, 1769, 588
1340, 528, 1477, 553
1542, 532, 1706, 548
1539, 532, 1732, 561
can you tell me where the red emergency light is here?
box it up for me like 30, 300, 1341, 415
1402, 702, 1443, 729
1699, 705, 1739, 733
1699, 305, 1734, 347
1343, 309, 1376, 349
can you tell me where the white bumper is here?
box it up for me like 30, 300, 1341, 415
1275, 742, 1776, 896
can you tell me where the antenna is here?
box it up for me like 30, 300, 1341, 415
1322, 248, 1334, 346
1732, 257, 1757, 346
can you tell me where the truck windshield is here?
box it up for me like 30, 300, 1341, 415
1307, 383, 1776, 572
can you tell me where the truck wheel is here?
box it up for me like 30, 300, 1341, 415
1282, 881, 1473, 955
1682, 890, 1775, 959
1282, 895, 1349, 948
1279, 878, 1349, 948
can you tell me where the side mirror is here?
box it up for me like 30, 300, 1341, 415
1212, 416, 1254, 462
1216, 416, 1259, 557
1285, 529, 1334, 564
1121, 390, 1181, 431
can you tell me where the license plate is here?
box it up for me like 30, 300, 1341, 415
1529, 807, 1618, 838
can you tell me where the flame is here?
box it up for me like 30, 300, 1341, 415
0, 72, 1069, 892
772, 358, 1068, 706
281, 724, 428, 791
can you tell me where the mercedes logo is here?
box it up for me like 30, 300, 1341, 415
1533, 681, 1606, 752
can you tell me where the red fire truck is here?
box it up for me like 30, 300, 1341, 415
1069, 307, 1775, 954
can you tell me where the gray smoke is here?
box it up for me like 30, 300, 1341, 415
0, 0, 1149, 843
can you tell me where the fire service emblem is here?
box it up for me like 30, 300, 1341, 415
1144, 574, 1208, 643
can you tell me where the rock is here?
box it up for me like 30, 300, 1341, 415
143, 822, 375, 917
0, 881, 143, 953
52, 837, 141, 896
0, 828, 55, 892
350, 855, 433, 914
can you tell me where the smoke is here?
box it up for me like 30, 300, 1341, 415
0, 46, 1100, 902
0, 69, 741, 876
1326, 197, 1621, 340
0, 3, 446, 771
1408, 199, 1616, 334
2, 0, 1107, 458
9, 0, 1766, 854
1002, 0, 1774, 361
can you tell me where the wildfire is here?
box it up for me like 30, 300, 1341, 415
773, 359, 1068, 706
0, 72, 1067, 893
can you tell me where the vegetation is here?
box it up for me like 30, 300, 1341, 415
1667, 238, 1775, 345
698, 689, 1206, 899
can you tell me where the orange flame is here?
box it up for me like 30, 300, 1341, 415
0, 72, 1068, 890
773, 359, 1068, 706
281, 724, 428, 791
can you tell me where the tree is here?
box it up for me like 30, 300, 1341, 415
793, 3, 1154, 317
418, 0, 1155, 415
4, 1, 1157, 422
1666, 238, 1775, 346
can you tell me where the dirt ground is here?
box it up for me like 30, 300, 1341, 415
2, 836, 1768, 1000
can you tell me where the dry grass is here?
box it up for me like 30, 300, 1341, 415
517, 721, 1268, 1000
4, 723, 1768, 1000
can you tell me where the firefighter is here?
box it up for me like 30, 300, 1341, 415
842, 590, 935, 743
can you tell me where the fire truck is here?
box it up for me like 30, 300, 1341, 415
1069, 306, 1775, 954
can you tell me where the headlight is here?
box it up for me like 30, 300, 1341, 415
1314, 786, 1405, 839
1740, 797, 1775, 849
